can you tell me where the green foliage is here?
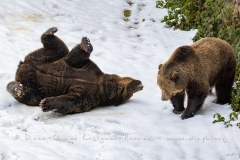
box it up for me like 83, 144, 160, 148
156, 0, 240, 112
213, 112, 240, 128
213, 113, 225, 123
127, 0, 134, 6
232, 63, 240, 112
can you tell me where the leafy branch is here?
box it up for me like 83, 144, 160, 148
213, 112, 240, 128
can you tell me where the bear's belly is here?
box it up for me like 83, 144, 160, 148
36, 61, 101, 82
36, 72, 71, 97
36, 71, 100, 98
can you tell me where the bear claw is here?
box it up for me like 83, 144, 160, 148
40, 98, 53, 112
172, 109, 184, 114
39, 98, 46, 107
80, 37, 92, 53
181, 111, 195, 120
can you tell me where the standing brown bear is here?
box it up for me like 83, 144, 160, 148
7, 27, 143, 114
157, 37, 236, 119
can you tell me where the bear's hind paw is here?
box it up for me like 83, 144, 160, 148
43, 27, 58, 36
212, 99, 229, 105
7, 81, 24, 98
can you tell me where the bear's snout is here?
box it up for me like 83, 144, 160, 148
133, 80, 143, 92
161, 91, 170, 101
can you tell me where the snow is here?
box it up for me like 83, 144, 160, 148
0, 0, 239, 160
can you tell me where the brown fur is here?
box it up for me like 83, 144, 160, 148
23, 27, 69, 65
157, 37, 236, 119
7, 27, 143, 114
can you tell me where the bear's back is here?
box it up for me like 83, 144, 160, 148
191, 37, 236, 85
192, 37, 235, 66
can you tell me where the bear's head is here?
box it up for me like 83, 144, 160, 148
103, 74, 143, 105
118, 77, 143, 101
157, 65, 185, 100
157, 46, 197, 101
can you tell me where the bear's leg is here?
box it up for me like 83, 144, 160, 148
215, 70, 235, 104
170, 91, 185, 114
41, 27, 69, 61
7, 81, 41, 106
41, 27, 59, 48
41, 27, 69, 55
65, 37, 93, 68
24, 27, 69, 65
40, 93, 96, 114
181, 87, 208, 119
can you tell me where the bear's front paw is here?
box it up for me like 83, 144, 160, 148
181, 111, 195, 120
40, 98, 55, 112
173, 108, 184, 114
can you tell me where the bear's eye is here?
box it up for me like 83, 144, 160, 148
117, 86, 124, 95
170, 72, 179, 83
127, 83, 134, 91
170, 76, 179, 83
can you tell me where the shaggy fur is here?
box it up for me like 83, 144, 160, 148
7, 27, 143, 114
157, 37, 236, 119
23, 27, 69, 65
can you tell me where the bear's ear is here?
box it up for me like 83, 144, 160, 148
176, 46, 194, 60
158, 64, 163, 70
170, 71, 179, 83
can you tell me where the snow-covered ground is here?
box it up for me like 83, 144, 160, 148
0, 0, 239, 159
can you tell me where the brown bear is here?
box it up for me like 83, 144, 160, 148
7, 27, 143, 114
157, 37, 236, 119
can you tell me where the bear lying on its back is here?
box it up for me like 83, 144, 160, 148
157, 37, 236, 119
7, 27, 143, 114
